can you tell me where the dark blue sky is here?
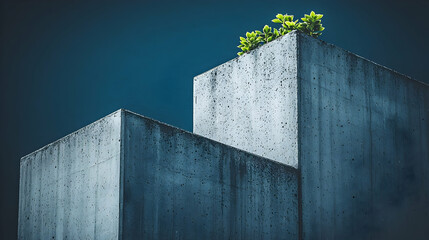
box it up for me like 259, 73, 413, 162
1, 0, 428, 238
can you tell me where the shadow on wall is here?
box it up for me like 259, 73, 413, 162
369, 124, 429, 239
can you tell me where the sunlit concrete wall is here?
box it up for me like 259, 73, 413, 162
18, 110, 122, 239
194, 32, 299, 168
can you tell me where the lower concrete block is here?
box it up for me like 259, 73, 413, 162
18, 109, 299, 239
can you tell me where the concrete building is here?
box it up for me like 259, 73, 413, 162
19, 31, 429, 239
18, 110, 298, 239
194, 31, 429, 239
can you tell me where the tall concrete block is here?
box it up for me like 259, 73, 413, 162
194, 31, 429, 239
19, 109, 299, 239
194, 32, 299, 168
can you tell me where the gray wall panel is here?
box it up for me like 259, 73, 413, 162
122, 111, 299, 239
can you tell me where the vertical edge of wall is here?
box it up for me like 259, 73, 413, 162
18, 110, 123, 239
193, 31, 300, 168
295, 31, 303, 240
118, 109, 126, 240
121, 110, 300, 239
297, 32, 429, 239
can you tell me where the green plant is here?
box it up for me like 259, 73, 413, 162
272, 14, 298, 35
237, 31, 263, 56
297, 11, 325, 37
256, 25, 280, 44
237, 11, 325, 56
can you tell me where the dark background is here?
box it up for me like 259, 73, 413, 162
1, 0, 428, 238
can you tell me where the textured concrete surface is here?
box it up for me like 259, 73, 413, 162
19, 109, 299, 239
18, 110, 122, 239
298, 33, 429, 240
194, 32, 299, 168
121, 110, 298, 239
194, 31, 429, 239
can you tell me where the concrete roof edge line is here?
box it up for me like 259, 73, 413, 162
21, 109, 298, 172
297, 32, 429, 87
193, 31, 300, 80
20, 109, 125, 162
194, 30, 428, 88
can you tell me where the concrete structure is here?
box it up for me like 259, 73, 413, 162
194, 31, 429, 239
20, 30, 429, 239
18, 109, 299, 239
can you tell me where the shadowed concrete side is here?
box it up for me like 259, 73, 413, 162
298, 33, 429, 240
121, 110, 299, 239
18, 110, 122, 239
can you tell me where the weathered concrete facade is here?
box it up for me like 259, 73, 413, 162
194, 32, 299, 168
194, 31, 429, 239
298, 33, 429, 240
19, 111, 122, 239
19, 109, 299, 239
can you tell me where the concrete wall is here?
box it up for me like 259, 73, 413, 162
19, 109, 299, 239
18, 110, 122, 239
121, 110, 299, 239
194, 31, 429, 239
194, 32, 299, 168
298, 33, 429, 239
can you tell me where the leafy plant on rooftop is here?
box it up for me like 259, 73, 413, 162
272, 13, 298, 35
256, 25, 280, 44
237, 11, 325, 56
297, 11, 325, 37
237, 31, 263, 56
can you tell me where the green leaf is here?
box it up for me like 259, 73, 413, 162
284, 14, 293, 21
263, 25, 269, 33
272, 19, 282, 23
